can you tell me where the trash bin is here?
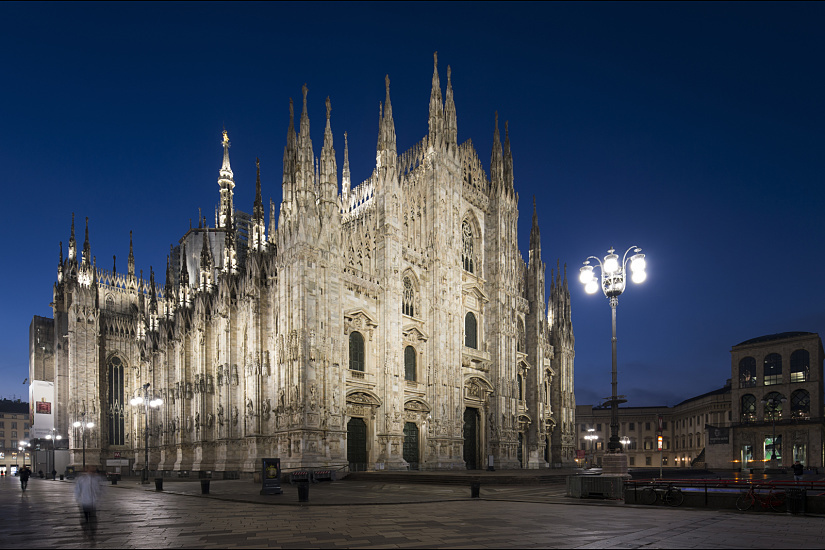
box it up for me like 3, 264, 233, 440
297, 481, 309, 502
110, 475, 118, 485
155, 478, 163, 492
201, 479, 210, 494
59, 475, 64, 481
786, 488, 806, 514
471, 483, 481, 498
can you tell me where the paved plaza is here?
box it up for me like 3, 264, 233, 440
1, 473, 823, 548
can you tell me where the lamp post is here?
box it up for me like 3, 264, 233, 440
72, 413, 95, 469
130, 383, 162, 484
579, 246, 647, 474
761, 396, 787, 462
45, 429, 62, 480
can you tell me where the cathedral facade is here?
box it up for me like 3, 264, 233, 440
42, 56, 576, 476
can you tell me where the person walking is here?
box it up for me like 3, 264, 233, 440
19, 465, 31, 491
74, 466, 102, 537
793, 460, 804, 481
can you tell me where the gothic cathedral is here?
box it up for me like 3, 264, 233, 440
46, 55, 576, 475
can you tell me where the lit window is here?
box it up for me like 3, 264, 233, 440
763, 353, 782, 385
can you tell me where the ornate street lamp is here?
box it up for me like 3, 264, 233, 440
45, 429, 62, 479
579, 246, 647, 474
130, 383, 162, 484
761, 396, 787, 462
72, 413, 95, 469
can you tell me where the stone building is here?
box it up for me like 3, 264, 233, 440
577, 331, 825, 471
35, 56, 576, 476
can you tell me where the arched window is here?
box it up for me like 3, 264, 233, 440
741, 394, 756, 422
349, 332, 365, 372
791, 389, 811, 419
517, 374, 524, 401
404, 345, 416, 382
739, 357, 757, 388
791, 349, 810, 382
462, 220, 474, 273
402, 276, 415, 317
464, 312, 477, 349
763, 391, 785, 420
108, 356, 125, 446
763, 353, 782, 385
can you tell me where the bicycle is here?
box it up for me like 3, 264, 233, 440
640, 483, 684, 507
735, 484, 785, 512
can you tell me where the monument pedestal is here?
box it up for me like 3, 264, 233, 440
602, 453, 630, 477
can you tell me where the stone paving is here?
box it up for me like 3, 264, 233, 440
1, 473, 824, 548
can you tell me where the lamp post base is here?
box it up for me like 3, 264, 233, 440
601, 453, 629, 476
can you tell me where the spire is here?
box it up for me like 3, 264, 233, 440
444, 65, 457, 146
179, 242, 189, 287
503, 120, 514, 194
82, 217, 91, 265
377, 76, 397, 177
165, 245, 174, 300
68, 213, 76, 263
490, 112, 504, 191
428, 51, 443, 146
149, 266, 157, 313
128, 230, 135, 277
112, 255, 116, 274
320, 96, 338, 211
297, 84, 314, 211
58, 241, 63, 269
342, 131, 351, 202
218, 130, 235, 228
253, 157, 264, 220
529, 196, 541, 258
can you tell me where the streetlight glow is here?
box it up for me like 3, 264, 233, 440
579, 245, 647, 475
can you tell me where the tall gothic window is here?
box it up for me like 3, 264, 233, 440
108, 356, 125, 446
402, 276, 415, 317
349, 332, 365, 372
517, 374, 524, 401
404, 346, 416, 382
465, 312, 477, 349
462, 220, 474, 273
790, 349, 810, 382
763, 353, 782, 385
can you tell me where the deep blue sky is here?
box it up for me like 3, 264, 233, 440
2, 2, 823, 407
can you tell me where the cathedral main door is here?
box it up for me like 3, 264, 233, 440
403, 422, 419, 470
347, 417, 367, 472
463, 408, 478, 470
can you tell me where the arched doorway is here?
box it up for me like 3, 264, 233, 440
463, 408, 479, 469
347, 417, 367, 472
403, 422, 419, 470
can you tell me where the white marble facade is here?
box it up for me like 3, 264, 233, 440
49, 56, 576, 476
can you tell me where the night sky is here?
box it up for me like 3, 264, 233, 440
2, 2, 823, 408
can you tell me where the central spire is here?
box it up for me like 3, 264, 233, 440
428, 51, 443, 145
218, 129, 235, 228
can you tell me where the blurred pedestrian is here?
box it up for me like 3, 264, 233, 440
74, 466, 101, 537
793, 460, 804, 481
19, 465, 31, 491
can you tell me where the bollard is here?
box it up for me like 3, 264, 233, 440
154, 477, 163, 491
201, 479, 210, 495
471, 482, 481, 498
297, 481, 309, 502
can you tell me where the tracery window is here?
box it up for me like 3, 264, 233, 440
402, 276, 415, 317
462, 220, 474, 273
108, 356, 125, 446
741, 394, 756, 422
404, 345, 416, 382
763, 353, 782, 385
763, 391, 785, 420
739, 357, 757, 388
791, 389, 810, 419
465, 312, 477, 349
349, 332, 365, 372
791, 349, 810, 383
